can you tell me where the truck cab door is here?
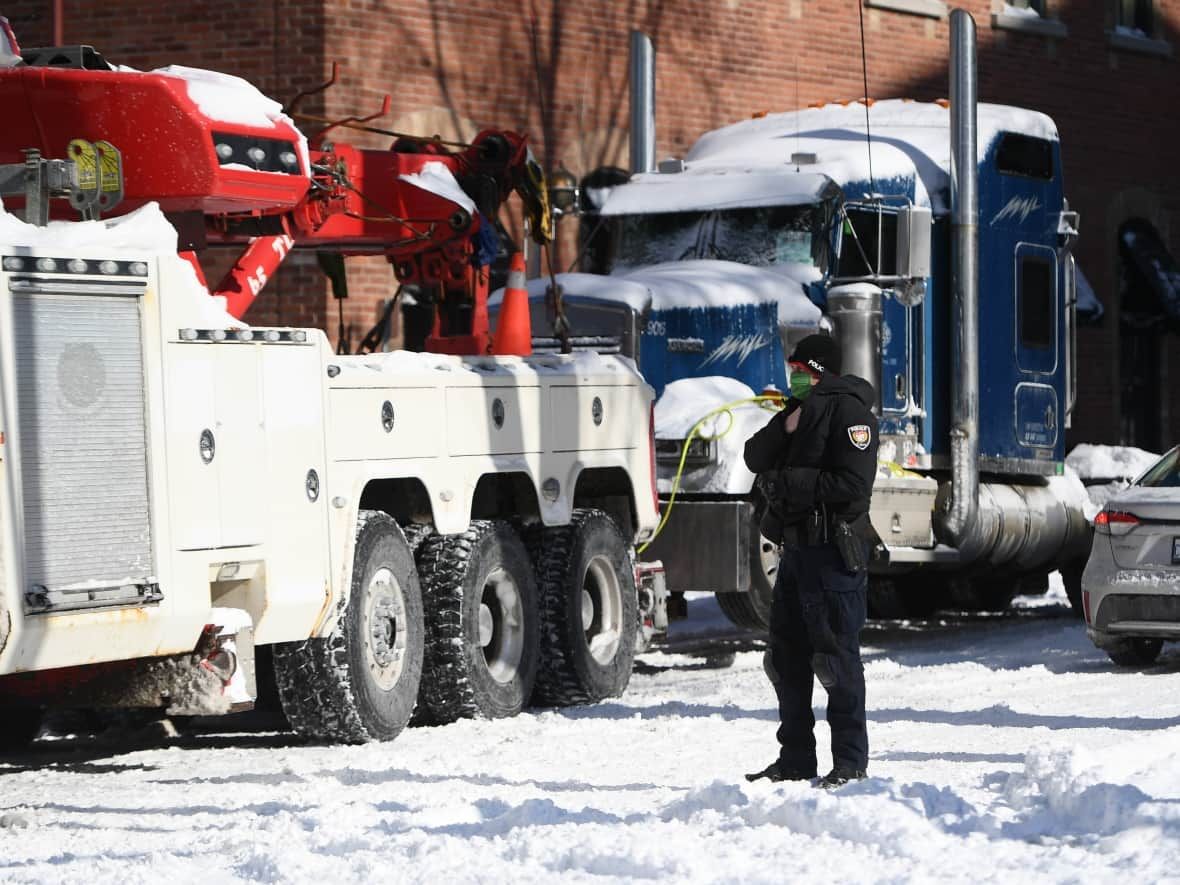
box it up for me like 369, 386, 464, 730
1012, 243, 1060, 452
978, 131, 1065, 467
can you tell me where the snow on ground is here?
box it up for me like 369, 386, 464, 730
3, 585, 1180, 883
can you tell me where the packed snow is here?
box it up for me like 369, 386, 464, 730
3, 587, 1180, 883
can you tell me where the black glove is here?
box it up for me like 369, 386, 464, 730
757, 471, 785, 504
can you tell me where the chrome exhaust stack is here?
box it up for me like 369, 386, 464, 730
941, 8, 980, 547
629, 31, 656, 174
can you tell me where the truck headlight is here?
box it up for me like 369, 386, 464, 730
655, 437, 716, 466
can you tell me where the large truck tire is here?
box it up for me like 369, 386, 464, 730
415, 520, 539, 723
0, 708, 42, 752
716, 499, 777, 632
272, 511, 424, 743
530, 509, 639, 706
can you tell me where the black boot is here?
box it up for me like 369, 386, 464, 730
745, 761, 816, 783
816, 766, 867, 789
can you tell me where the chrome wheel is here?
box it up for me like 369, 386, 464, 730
480, 567, 525, 684
364, 565, 408, 691
759, 532, 780, 587
583, 554, 623, 665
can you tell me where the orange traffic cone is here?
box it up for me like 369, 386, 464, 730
492, 252, 532, 356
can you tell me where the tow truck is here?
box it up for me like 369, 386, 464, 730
0, 38, 665, 747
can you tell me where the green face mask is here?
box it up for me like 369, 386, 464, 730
788, 370, 816, 401
789, 370, 814, 400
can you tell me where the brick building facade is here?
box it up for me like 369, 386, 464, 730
4, 0, 1178, 450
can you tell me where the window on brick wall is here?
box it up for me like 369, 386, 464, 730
1116, 0, 1155, 37
1108, 0, 1171, 56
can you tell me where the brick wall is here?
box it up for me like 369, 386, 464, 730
5, 0, 1178, 448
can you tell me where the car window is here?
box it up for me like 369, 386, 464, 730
1136, 446, 1180, 487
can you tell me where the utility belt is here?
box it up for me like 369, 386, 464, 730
784, 506, 871, 573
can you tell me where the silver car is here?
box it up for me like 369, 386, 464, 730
1082, 445, 1180, 666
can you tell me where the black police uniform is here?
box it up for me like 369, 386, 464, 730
743, 359, 878, 785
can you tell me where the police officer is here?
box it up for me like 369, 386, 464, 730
742, 333, 878, 789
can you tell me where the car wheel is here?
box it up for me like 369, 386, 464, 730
272, 511, 425, 743
530, 509, 638, 706
415, 520, 539, 722
1104, 637, 1163, 667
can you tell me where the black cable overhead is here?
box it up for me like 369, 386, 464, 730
857, 0, 875, 196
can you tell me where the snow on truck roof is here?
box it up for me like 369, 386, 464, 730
600, 170, 833, 215
603, 99, 1059, 214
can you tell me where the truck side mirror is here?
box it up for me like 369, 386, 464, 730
896, 205, 932, 280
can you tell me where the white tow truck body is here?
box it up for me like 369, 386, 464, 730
0, 206, 661, 741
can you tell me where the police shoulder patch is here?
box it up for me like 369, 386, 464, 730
847, 424, 872, 451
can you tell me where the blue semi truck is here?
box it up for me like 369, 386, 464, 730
496, 13, 1092, 627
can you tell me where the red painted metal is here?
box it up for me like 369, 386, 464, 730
0, 63, 543, 353
213, 234, 295, 318
0, 66, 309, 216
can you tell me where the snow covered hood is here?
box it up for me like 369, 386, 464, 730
605, 100, 1058, 214
601, 169, 832, 215
496, 260, 822, 324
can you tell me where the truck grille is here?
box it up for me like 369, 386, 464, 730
11, 277, 157, 612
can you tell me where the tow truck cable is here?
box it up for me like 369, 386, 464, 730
637, 394, 784, 554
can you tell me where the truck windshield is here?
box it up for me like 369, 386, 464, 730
610, 203, 827, 272
612, 211, 702, 270
709, 205, 825, 268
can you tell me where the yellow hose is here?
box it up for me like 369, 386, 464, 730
637, 394, 785, 554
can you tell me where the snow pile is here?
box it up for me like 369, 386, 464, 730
1066, 444, 1163, 511
0, 200, 241, 330
1066, 444, 1161, 482
655, 376, 776, 494
1000, 745, 1153, 838
0, 198, 177, 253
